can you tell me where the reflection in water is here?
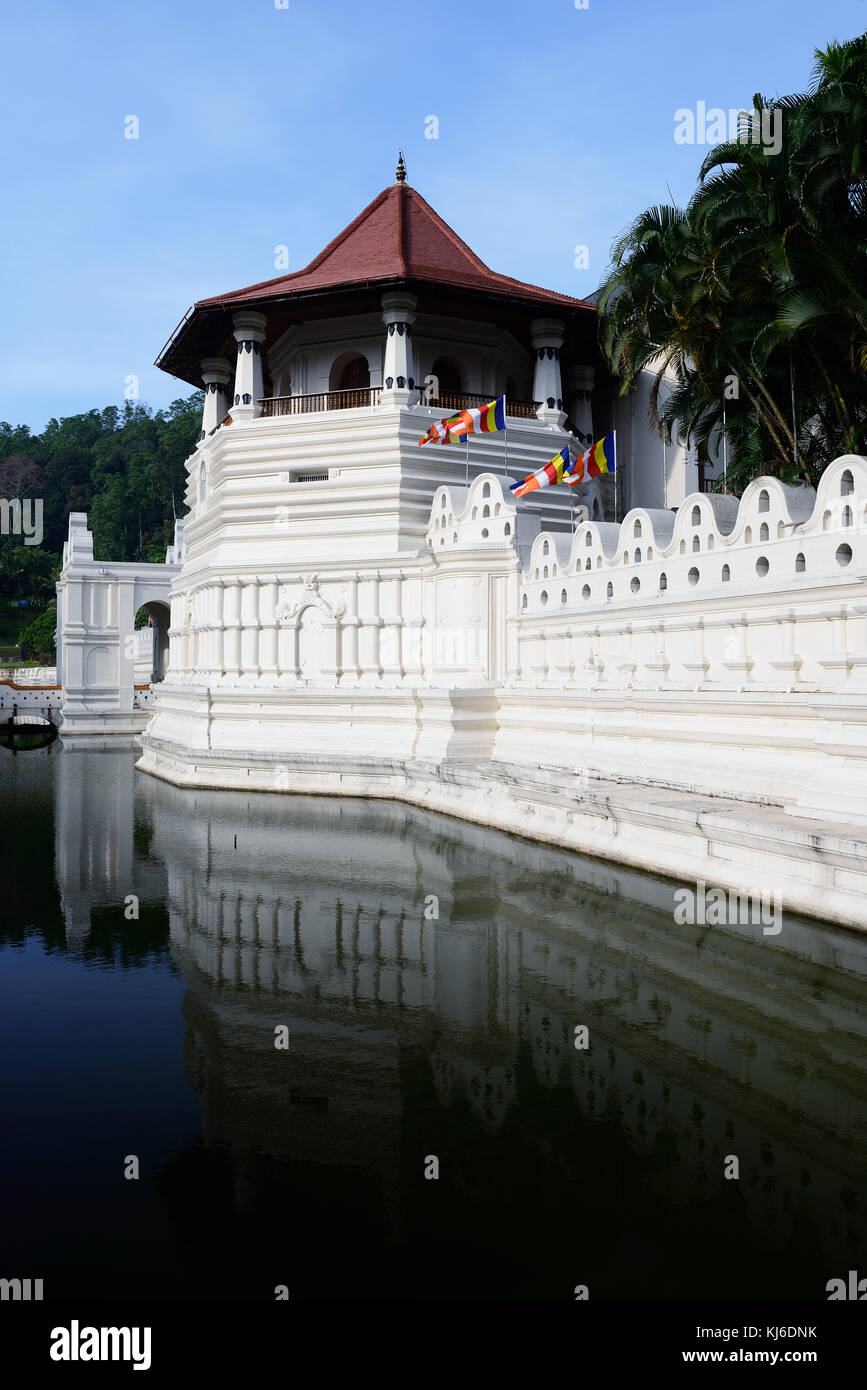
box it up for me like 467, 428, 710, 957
2, 744, 867, 1299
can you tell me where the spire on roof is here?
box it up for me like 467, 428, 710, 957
395, 150, 407, 185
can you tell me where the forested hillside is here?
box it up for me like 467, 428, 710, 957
0, 393, 201, 658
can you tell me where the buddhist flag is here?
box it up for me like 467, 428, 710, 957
418, 412, 465, 447
510, 446, 570, 499
444, 395, 507, 441
566, 431, 616, 485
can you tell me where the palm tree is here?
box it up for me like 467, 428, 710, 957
597, 34, 867, 493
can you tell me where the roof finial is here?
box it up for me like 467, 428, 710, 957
396, 149, 407, 185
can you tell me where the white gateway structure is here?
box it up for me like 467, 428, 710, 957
138, 164, 867, 930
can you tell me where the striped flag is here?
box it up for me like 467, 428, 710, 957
444, 395, 507, 441
566, 431, 616, 485
418, 412, 466, 447
418, 395, 506, 446
510, 446, 570, 499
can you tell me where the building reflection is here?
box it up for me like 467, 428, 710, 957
49, 747, 867, 1295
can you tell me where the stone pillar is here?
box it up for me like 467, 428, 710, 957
207, 586, 222, 677
168, 593, 184, 676
223, 580, 242, 678
569, 364, 595, 448
259, 577, 278, 682
200, 357, 232, 439
231, 312, 267, 421
341, 577, 361, 684
240, 579, 260, 682
358, 574, 382, 683
531, 318, 566, 428
380, 291, 417, 406
380, 576, 403, 682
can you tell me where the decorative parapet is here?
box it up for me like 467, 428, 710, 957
516, 457, 865, 612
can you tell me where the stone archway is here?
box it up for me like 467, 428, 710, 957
137, 600, 171, 682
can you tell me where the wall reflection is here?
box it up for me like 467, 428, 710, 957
46, 747, 867, 1296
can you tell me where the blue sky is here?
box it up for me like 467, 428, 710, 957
2, 0, 865, 432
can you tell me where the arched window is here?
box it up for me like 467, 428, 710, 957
606, 581, 613, 598
841, 469, 854, 496
691, 505, 701, 526
561, 589, 567, 604
430, 358, 461, 397
634, 520, 642, 538
521, 593, 528, 610
759, 523, 769, 541
331, 352, 370, 396
758, 489, 770, 513
542, 539, 549, 556
482, 481, 491, 498
659, 572, 667, 592
795, 553, 806, 573
692, 535, 700, 552
722, 564, 731, 582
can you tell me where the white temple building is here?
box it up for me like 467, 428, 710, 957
45, 159, 867, 928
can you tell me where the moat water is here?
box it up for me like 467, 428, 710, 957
2, 744, 866, 1300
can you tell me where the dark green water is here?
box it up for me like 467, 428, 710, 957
2, 744, 866, 1301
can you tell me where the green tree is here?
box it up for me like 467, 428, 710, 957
597, 32, 867, 493
19, 603, 57, 661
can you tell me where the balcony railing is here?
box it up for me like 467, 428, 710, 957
258, 389, 541, 420
424, 390, 540, 420
261, 386, 382, 416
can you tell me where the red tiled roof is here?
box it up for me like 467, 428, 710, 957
197, 182, 593, 311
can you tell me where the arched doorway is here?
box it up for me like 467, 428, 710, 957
329, 352, 370, 406
429, 358, 462, 401
135, 601, 171, 683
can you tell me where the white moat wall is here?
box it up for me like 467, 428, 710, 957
138, 435, 867, 930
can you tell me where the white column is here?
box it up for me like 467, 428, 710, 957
358, 574, 382, 683
380, 291, 417, 406
231, 311, 267, 421
200, 357, 232, 439
380, 576, 403, 682
341, 577, 361, 685
531, 318, 566, 428
259, 577, 278, 681
223, 580, 242, 677
240, 579, 260, 681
